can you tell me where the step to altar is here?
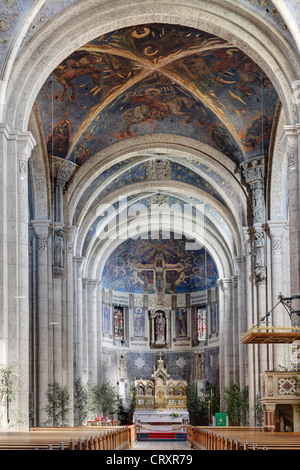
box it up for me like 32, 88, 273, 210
137, 432, 187, 441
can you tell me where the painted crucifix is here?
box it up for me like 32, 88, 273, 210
137, 254, 183, 306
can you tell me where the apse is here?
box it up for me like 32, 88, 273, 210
101, 233, 219, 295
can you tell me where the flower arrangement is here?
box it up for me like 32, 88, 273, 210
170, 412, 179, 417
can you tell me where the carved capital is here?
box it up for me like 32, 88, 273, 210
240, 156, 265, 185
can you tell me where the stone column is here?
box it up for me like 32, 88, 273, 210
217, 278, 233, 400
242, 226, 256, 426
82, 278, 88, 384
235, 257, 246, 390
280, 125, 300, 326
87, 280, 98, 384
241, 157, 270, 421
96, 281, 102, 384
32, 220, 51, 426
0, 125, 35, 429
74, 257, 85, 383
268, 222, 289, 369
231, 275, 239, 378
63, 226, 76, 424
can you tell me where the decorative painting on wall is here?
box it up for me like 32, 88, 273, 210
175, 307, 188, 338
102, 235, 218, 294
103, 303, 110, 335
133, 307, 145, 338
210, 303, 219, 335
37, 23, 278, 167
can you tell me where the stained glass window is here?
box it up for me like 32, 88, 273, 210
113, 306, 124, 340
197, 307, 206, 341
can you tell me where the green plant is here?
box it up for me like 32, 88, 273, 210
44, 381, 71, 427
0, 363, 21, 426
223, 376, 249, 426
74, 379, 88, 426
186, 381, 208, 425
85, 382, 119, 419
116, 382, 137, 425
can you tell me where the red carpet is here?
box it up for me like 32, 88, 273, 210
148, 432, 176, 439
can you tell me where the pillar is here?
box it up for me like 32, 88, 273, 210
281, 125, 300, 326
0, 124, 35, 429
263, 404, 276, 432
32, 220, 51, 426
87, 280, 98, 384
74, 257, 85, 383
268, 221, 290, 369
217, 278, 233, 400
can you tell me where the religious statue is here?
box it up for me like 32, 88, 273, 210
133, 307, 145, 338
155, 312, 166, 343
54, 229, 64, 268
53, 228, 64, 277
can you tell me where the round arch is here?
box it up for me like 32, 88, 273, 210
74, 179, 242, 258
65, 134, 248, 227
85, 215, 234, 282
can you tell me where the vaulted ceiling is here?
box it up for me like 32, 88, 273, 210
32, 21, 282, 291
37, 23, 278, 166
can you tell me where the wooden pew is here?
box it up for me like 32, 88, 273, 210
0, 425, 136, 450
186, 425, 300, 451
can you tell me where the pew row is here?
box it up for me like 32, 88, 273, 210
187, 425, 300, 450
0, 425, 136, 450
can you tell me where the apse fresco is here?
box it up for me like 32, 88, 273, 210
101, 235, 218, 294
37, 24, 278, 165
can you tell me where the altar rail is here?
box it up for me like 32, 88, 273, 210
186, 426, 300, 450
0, 425, 136, 450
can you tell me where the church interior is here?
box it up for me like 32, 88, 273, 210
1, 0, 300, 450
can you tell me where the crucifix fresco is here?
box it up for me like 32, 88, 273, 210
137, 255, 183, 306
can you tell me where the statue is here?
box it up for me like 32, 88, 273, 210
155, 312, 166, 342
53, 229, 64, 277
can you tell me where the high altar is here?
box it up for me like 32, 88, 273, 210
133, 354, 189, 426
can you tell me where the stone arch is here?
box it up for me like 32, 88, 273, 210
84, 214, 234, 282
65, 135, 247, 228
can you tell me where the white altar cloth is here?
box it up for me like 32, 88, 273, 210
133, 409, 189, 424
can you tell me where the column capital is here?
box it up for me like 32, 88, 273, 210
49, 155, 78, 183
75, 256, 85, 279
31, 219, 51, 239
0, 124, 36, 158
279, 124, 300, 153
240, 155, 265, 185
217, 277, 232, 287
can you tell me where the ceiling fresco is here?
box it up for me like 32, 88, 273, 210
101, 234, 219, 294
0, 1, 296, 81
37, 23, 278, 166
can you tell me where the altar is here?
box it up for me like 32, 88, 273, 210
133, 409, 189, 425
133, 354, 189, 428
